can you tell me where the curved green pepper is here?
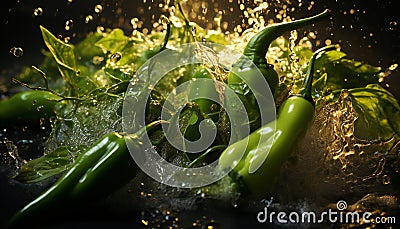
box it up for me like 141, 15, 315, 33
0, 90, 61, 123
7, 121, 161, 228
189, 68, 220, 120
228, 9, 331, 94
219, 45, 336, 197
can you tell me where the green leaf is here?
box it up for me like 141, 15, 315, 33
95, 28, 129, 53
74, 32, 105, 63
40, 26, 77, 87
312, 73, 327, 98
350, 85, 400, 140
328, 84, 400, 140
188, 112, 199, 126
13, 146, 86, 184
319, 55, 382, 91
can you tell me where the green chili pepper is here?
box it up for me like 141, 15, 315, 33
0, 90, 61, 123
218, 45, 336, 198
70, 120, 162, 201
189, 68, 220, 119
228, 9, 331, 94
7, 121, 161, 228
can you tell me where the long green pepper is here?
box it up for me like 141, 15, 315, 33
201, 10, 331, 130
7, 121, 162, 228
218, 45, 336, 197
228, 9, 331, 93
0, 90, 61, 123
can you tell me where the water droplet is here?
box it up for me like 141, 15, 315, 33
36, 105, 44, 112
382, 175, 390, 185
65, 19, 73, 31
10, 47, 23, 58
96, 26, 104, 33
191, 26, 197, 36
210, 104, 218, 111
91, 99, 98, 106
92, 56, 104, 65
389, 21, 397, 31
94, 4, 103, 14
388, 63, 398, 71
33, 7, 43, 17
85, 15, 93, 23
160, 15, 169, 25
110, 52, 122, 63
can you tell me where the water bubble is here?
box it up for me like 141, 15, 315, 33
65, 19, 73, 31
36, 105, 44, 112
110, 52, 122, 63
382, 174, 390, 185
33, 7, 43, 17
85, 15, 93, 23
96, 26, 104, 33
389, 21, 397, 30
131, 17, 139, 29
160, 15, 169, 25
388, 63, 398, 71
210, 104, 218, 111
10, 47, 23, 58
94, 4, 103, 14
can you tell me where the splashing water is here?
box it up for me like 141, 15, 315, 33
3, 0, 398, 227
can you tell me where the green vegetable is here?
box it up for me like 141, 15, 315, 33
228, 9, 331, 94
12, 146, 86, 184
0, 90, 61, 123
189, 67, 220, 119
7, 121, 161, 228
226, 10, 331, 130
218, 45, 336, 197
327, 84, 400, 140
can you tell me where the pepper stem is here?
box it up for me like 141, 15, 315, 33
243, 9, 331, 63
296, 45, 337, 104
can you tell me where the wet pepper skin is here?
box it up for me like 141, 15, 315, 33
219, 46, 336, 198
0, 90, 61, 123
7, 121, 161, 228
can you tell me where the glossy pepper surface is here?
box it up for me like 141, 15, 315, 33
228, 9, 331, 94
0, 90, 61, 123
218, 45, 336, 197
7, 121, 161, 228
189, 67, 220, 118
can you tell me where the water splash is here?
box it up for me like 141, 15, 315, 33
10, 47, 23, 58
